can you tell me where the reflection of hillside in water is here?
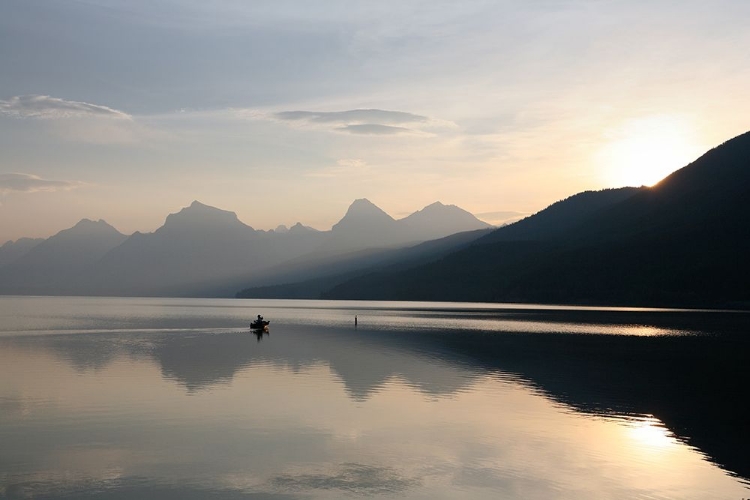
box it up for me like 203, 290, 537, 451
398, 309, 750, 484
153, 326, 481, 399
16, 308, 750, 484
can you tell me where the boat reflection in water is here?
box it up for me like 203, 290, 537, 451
252, 326, 269, 341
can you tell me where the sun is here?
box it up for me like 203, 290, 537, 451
597, 116, 704, 187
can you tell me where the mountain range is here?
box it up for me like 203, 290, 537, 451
4, 130, 748, 307
0, 200, 491, 297
322, 131, 750, 308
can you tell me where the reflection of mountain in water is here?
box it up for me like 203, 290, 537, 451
152, 327, 479, 399
7, 333, 152, 372
19, 309, 750, 483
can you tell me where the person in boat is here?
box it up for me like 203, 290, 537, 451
257, 314, 263, 322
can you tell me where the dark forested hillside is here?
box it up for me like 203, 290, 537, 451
479, 187, 643, 243
323, 131, 750, 308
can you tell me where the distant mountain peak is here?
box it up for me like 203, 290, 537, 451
333, 198, 394, 226
416, 201, 469, 215
162, 201, 254, 232
289, 222, 319, 234
347, 198, 391, 215
66, 218, 122, 236
323, 199, 398, 250
185, 200, 225, 213
332, 199, 395, 233
73, 218, 105, 226
187, 200, 225, 212
401, 202, 491, 230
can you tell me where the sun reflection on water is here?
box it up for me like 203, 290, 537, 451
628, 417, 677, 450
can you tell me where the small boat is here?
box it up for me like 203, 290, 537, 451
250, 317, 270, 330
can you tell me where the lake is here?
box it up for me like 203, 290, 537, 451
1, 296, 748, 499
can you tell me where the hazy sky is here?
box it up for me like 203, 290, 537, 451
2, 0, 749, 242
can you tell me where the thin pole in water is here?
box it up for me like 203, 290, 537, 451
355, 315, 358, 327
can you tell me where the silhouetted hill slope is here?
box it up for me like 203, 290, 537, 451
0, 220, 127, 294
562, 131, 750, 247
323, 131, 750, 307
0, 237, 44, 268
236, 228, 493, 299
480, 187, 643, 243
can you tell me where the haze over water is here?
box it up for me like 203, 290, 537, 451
1, 296, 748, 499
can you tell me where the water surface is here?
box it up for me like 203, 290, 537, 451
1, 296, 748, 499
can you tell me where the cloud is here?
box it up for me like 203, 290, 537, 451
234, 107, 454, 138
272, 108, 446, 136
0, 95, 131, 120
0, 95, 165, 143
337, 123, 413, 135
274, 109, 427, 125
0, 173, 82, 194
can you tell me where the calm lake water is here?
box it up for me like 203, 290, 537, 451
1, 296, 748, 499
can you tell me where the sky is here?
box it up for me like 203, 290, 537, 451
1, 0, 749, 242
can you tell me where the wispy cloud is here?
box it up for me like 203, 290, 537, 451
0, 95, 131, 120
275, 109, 427, 125
337, 124, 413, 135
0, 173, 82, 194
261, 107, 452, 136
0, 95, 167, 144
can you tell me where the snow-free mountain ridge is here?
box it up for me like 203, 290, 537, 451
0, 199, 491, 296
